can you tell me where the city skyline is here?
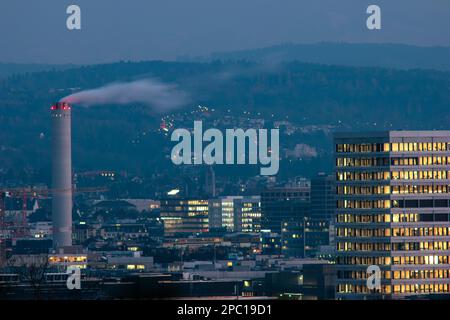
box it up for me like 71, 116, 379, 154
1, 0, 450, 307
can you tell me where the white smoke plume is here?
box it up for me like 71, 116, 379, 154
60, 79, 189, 112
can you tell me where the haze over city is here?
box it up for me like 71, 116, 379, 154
0, 0, 449, 64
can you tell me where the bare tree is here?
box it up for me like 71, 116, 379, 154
6, 254, 50, 299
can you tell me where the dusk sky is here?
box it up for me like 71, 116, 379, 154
0, 0, 449, 64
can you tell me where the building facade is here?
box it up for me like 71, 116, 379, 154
335, 131, 450, 299
307, 173, 335, 257
208, 196, 239, 232
160, 198, 209, 237
261, 183, 310, 234
209, 196, 261, 233
234, 196, 261, 233
281, 219, 306, 257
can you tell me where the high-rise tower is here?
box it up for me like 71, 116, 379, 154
335, 131, 450, 299
51, 102, 72, 248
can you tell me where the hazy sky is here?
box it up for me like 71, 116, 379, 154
0, 0, 449, 64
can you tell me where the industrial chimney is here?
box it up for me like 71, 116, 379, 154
51, 102, 72, 248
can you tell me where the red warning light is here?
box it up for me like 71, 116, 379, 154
50, 102, 71, 110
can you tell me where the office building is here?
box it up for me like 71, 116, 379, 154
160, 198, 209, 237
234, 196, 261, 233
311, 173, 335, 221
281, 219, 306, 258
261, 182, 310, 234
208, 199, 223, 231
335, 131, 450, 299
209, 196, 261, 233
307, 173, 335, 257
261, 230, 282, 255
304, 218, 330, 257
208, 196, 239, 232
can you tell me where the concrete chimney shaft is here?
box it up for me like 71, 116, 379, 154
51, 102, 73, 248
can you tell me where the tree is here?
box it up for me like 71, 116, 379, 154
6, 253, 50, 299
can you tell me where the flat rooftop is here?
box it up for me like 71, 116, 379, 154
334, 130, 450, 137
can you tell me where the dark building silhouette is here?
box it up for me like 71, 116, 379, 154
261, 182, 310, 234
204, 166, 216, 198
281, 219, 306, 257
306, 173, 335, 257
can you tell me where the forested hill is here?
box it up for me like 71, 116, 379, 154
0, 63, 75, 79
0, 60, 449, 180
2, 60, 449, 125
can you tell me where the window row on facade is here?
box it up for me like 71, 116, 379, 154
337, 242, 391, 251
337, 213, 391, 223
337, 227, 390, 237
337, 256, 390, 265
338, 199, 450, 209
339, 269, 450, 281
336, 142, 450, 153
392, 170, 450, 180
336, 170, 450, 181
337, 199, 390, 209
337, 283, 450, 295
338, 254, 450, 266
338, 213, 450, 223
392, 199, 450, 209
338, 184, 450, 195
392, 185, 450, 195
336, 171, 389, 181
338, 241, 450, 251
391, 227, 450, 237
392, 156, 450, 166
337, 227, 450, 238
391, 255, 450, 265
337, 156, 450, 167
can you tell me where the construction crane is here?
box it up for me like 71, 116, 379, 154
0, 186, 107, 265
0, 186, 108, 238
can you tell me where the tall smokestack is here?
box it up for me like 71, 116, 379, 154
51, 102, 72, 248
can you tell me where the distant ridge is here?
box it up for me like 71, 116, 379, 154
0, 63, 76, 79
193, 42, 450, 71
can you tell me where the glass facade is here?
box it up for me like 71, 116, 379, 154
160, 199, 209, 237
261, 185, 310, 234
208, 196, 261, 233
233, 197, 261, 233
335, 131, 450, 299
308, 174, 334, 257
